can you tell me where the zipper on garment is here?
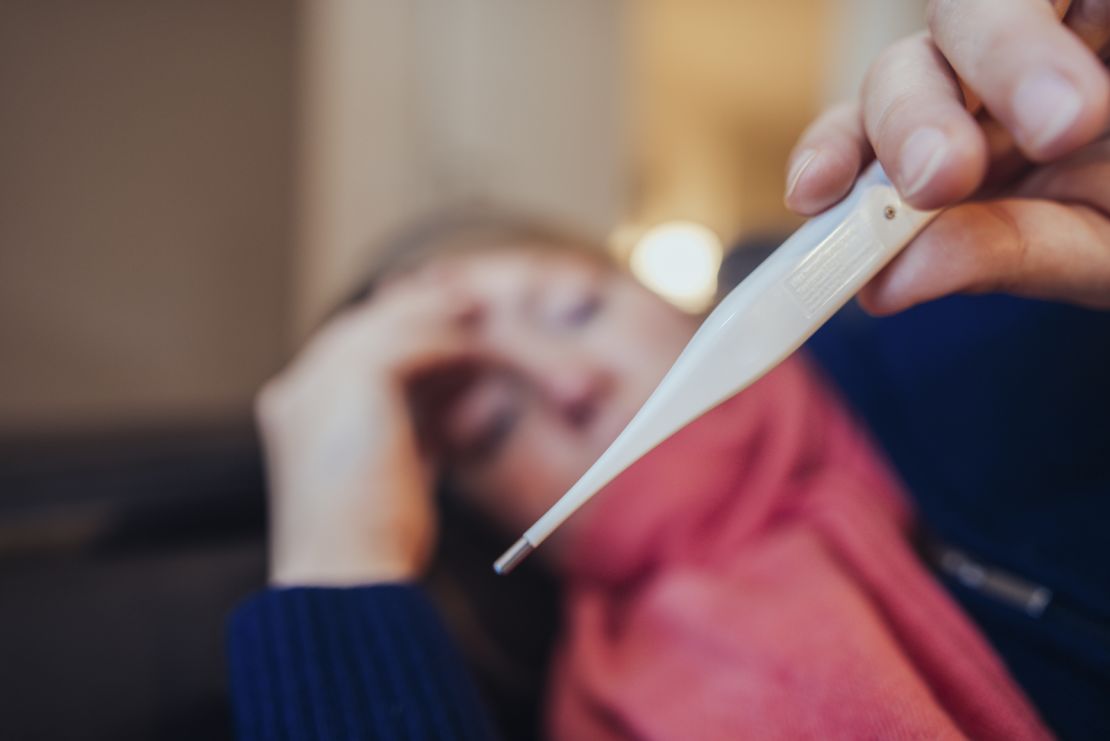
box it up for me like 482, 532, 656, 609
928, 544, 1053, 618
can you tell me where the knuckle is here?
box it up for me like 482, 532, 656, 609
925, 0, 966, 37
963, 203, 1024, 294
866, 32, 933, 91
925, 0, 949, 34
820, 100, 860, 130
869, 88, 918, 146
323, 314, 359, 343
800, 101, 858, 146
308, 317, 363, 360
977, 27, 1015, 69
863, 36, 948, 142
863, 43, 905, 101
254, 379, 287, 425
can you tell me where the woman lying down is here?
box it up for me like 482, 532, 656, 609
236, 215, 1050, 740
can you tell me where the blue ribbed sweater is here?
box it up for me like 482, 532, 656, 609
228, 585, 496, 741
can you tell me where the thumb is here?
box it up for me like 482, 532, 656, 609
858, 199, 1110, 314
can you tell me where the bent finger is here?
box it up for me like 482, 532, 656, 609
860, 32, 989, 209
784, 102, 872, 215
928, 0, 1110, 161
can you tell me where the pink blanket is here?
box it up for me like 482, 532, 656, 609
547, 356, 1050, 740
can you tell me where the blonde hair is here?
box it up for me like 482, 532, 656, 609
343, 209, 614, 308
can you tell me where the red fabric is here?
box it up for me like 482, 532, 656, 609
547, 355, 1050, 741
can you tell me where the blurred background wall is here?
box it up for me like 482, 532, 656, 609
0, 0, 924, 434
0, 1, 297, 433
294, 0, 625, 335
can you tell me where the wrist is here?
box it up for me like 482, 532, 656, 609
269, 553, 426, 587
269, 531, 431, 587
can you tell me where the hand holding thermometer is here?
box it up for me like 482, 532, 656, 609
494, 162, 937, 574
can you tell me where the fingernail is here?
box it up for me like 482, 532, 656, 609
898, 127, 948, 199
785, 149, 819, 200
1012, 70, 1083, 152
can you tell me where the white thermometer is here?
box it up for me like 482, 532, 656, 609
494, 163, 938, 574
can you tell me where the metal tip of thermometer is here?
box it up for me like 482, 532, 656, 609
492, 537, 534, 575
493, 162, 938, 575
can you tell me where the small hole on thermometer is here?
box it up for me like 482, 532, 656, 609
883, 205, 897, 220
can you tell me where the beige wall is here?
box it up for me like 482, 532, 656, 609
293, 0, 624, 334
0, 0, 624, 432
0, 1, 297, 432
628, 0, 830, 243
626, 0, 926, 245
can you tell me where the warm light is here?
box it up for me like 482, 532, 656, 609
628, 221, 723, 312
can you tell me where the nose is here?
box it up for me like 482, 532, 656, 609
512, 345, 614, 430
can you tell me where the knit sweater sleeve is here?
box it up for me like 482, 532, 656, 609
227, 584, 498, 741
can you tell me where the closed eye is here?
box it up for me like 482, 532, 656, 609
562, 293, 601, 328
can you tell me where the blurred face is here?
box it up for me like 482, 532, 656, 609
403, 246, 697, 549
